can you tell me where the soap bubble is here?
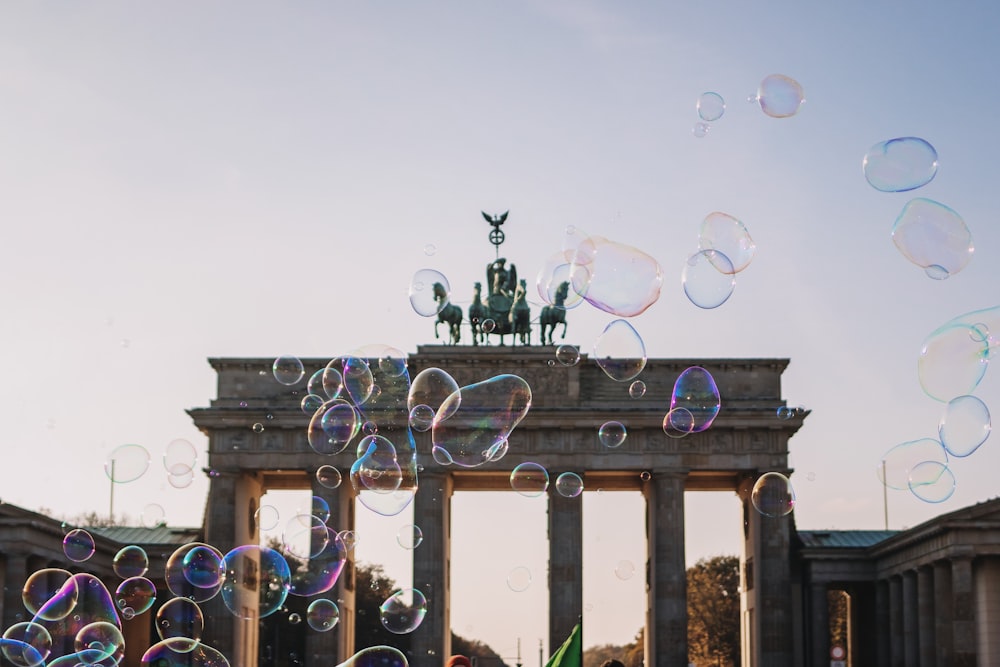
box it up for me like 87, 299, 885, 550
140, 639, 230, 666
697, 92, 725, 122
2, 623, 51, 667
863, 137, 938, 192
555, 345, 580, 366
307, 399, 360, 455
692, 122, 710, 138
283, 514, 331, 560
877, 438, 949, 491
310, 495, 331, 523
510, 462, 549, 497
337, 646, 408, 667
408, 404, 435, 432
614, 560, 636, 580
396, 524, 423, 550
536, 252, 586, 309
288, 527, 347, 597
891, 198, 973, 279
938, 395, 991, 457
918, 316, 993, 402
409, 269, 451, 317
569, 236, 663, 317
301, 393, 325, 414
351, 435, 403, 495
163, 439, 197, 477
698, 212, 756, 273
408, 368, 460, 415
115, 576, 157, 616
307, 599, 340, 632
506, 566, 532, 592
432, 375, 532, 467
316, 465, 343, 490
907, 461, 956, 503
593, 319, 647, 381
63, 529, 95, 563
683, 249, 736, 309
113, 545, 149, 578
221, 545, 290, 619
255, 504, 280, 531
598, 421, 627, 448
629, 380, 646, 398
181, 544, 225, 589
379, 588, 427, 634
104, 444, 150, 483
670, 366, 721, 432
155, 598, 204, 651
22, 569, 76, 621
272, 356, 305, 386
756, 74, 804, 118
663, 407, 696, 438
165, 543, 225, 603
555, 472, 584, 498
751, 472, 795, 517
75, 621, 125, 664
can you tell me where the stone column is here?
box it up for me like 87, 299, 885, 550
902, 570, 918, 666
548, 482, 582, 652
975, 557, 1000, 665
889, 575, 903, 667
642, 471, 687, 667
2, 551, 27, 628
875, 579, 890, 666
933, 560, 953, 665
917, 566, 936, 667
808, 581, 829, 667
411, 471, 452, 663
951, 556, 976, 666
307, 471, 356, 664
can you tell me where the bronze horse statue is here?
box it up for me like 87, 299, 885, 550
433, 282, 462, 345
539, 281, 570, 345
510, 279, 531, 346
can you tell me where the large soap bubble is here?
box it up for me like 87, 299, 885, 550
104, 444, 150, 483
335, 646, 408, 667
751, 472, 795, 517
592, 319, 647, 381
407, 367, 460, 416
23, 569, 77, 621
697, 92, 726, 122
568, 236, 662, 317
221, 545, 290, 619
907, 461, 956, 503
698, 212, 756, 273
165, 543, 225, 603
863, 137, 938, 192
141, 639, 230, 667
918, 306, 999, 401
756, 74, 804, 118
536, 251, 587, 309
431, 374, 532, 467
379, 588, 428, 634
670, 366, 721, 432
891, 198, 973, 279
409, 269, 452, 317
682, 249, 736, 309
877, 438, 948, 491
938, 395, 991, 457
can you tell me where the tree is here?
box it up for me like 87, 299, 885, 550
582, 628, 643, 667
687, 555, 740, 667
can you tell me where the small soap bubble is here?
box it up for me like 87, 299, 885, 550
307, 599, 340, 632
424, 243, 437, 256
629, 380, 646, 399
892, 198, 974, 279
683, 249, 736, 309
104, 443, 151, 483
338, 530, 358, 551
907, 461, 956, 503
614, 560, 636, 580
316, 465, 342, 490
239, 401, 248, 408
288, 613, 302, 625
379, 588, 428, 634
939, 395, 991, 457
751, 472, 795, 517
663, 407, 695, 438
507, 566, 532, 592
510, 462, 549, 497
482, 319, 496, 333
252, 423, 265, 433
396, 524, 424, 550
141, 504, 166, 527
756, 74, 805, 118
255, 505, 280, 531
63, 529, 96, 562
776, 406, 793, 420
692, 122, 710, 138
555, 345, 580, 366
593, 319, 647, 382
598, 421, 627, 448
639, 471, 651, 482
697, 92, 725, 122
113, 545, 150, 578
555, 472, 584, 498
698, 212, 756, 274
273, 356, 305, 386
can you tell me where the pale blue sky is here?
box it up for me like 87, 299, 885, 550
2, 0, 1000, 658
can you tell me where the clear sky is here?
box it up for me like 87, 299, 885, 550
2, 1, 1000, 660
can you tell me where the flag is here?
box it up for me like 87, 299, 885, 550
545, 622, 582, 667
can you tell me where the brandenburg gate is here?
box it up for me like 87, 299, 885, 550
189, 346, 806, 667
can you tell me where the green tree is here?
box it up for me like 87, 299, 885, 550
687, 555, 740, 667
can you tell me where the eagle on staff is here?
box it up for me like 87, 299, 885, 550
482, 210, 509, 250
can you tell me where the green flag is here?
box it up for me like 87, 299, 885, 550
545, 622, 582, 667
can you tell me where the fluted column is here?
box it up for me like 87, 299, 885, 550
951, 556, 976, 666
889, 575, 903, 667
2, 551, 28, 628
875, 579, 890, 665
917, 566, 935, 667
933, 560, 953, 665
411, 471, 452, 664
808, 581, 829, 667
902, 570, 918, 666
548, 482, 582, 652
643, 471, 687, 667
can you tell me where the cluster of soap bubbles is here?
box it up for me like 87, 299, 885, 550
692, 73, 805, 138
861, 136, 974, 279
692, 91, 725, 138
682, 212, 757, 309
102, 437, 202, 505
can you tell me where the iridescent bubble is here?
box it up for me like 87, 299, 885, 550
165, 543, 225, 603
287, 527, 347, 597
598, 421, 627, 448
113, 545, 149, 578
629, 380, 646, 399
339, 646, 407, 667
155, 598, 204, 651
182, 545, 224, 589
338, 530, 358, 551
271, 355, 305, 386
698, 212, 756, 274
321, 365, 344, 400
288, 612, 302, 625
301, 393, 325, 414
221, 545, 290, 619
255, 504, 280, 531
74, 620, 124, 664
614, 560, 635, 581
22, 569, 76, 621
555, 472, 584, 498
487, 439, 509, 462
104, 444, 150, 483
907, 461, 956, 503
939, 395, 991, 457
592, 319, 647, 381
555, 345, 580, 366
639, 471, 651, 481
306, 599, 340, 632
396, 524, 423, 550
692, 122, 710, 138
919, 317, 992, 402
379, 588, 427, 634
662, 407, 696, 438
506, 566, 532, 592
163, 439, 197, 476
115, 576, 157, 616
697, 92, 725, 122
482, 318, 496, 333
282, 514, 331, 560
683, 249, 736, 309
2, 623, 51, 667
568, 236, 663, 317
63, 529, 95, 563
408, 404, 435, 432
751, 472, 796, 517
892, 198, 973, 279
431, 374, 532, 467
776, 406, 793, 420
409, 269, 451, 317
351, 435, 403, 495
863, 137, 938, 192
510, 462, 549, 497
167, 466, 194, 489
408, 369, 460, 420
536, 252, 587, 309
316, 465, 343, 490
877, 438, 948, 491
756, 74, 805, 118
670, 366, 721, 432
307, 399, 360, 455
252, 423, 265, 433
140, 639, 230, 667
